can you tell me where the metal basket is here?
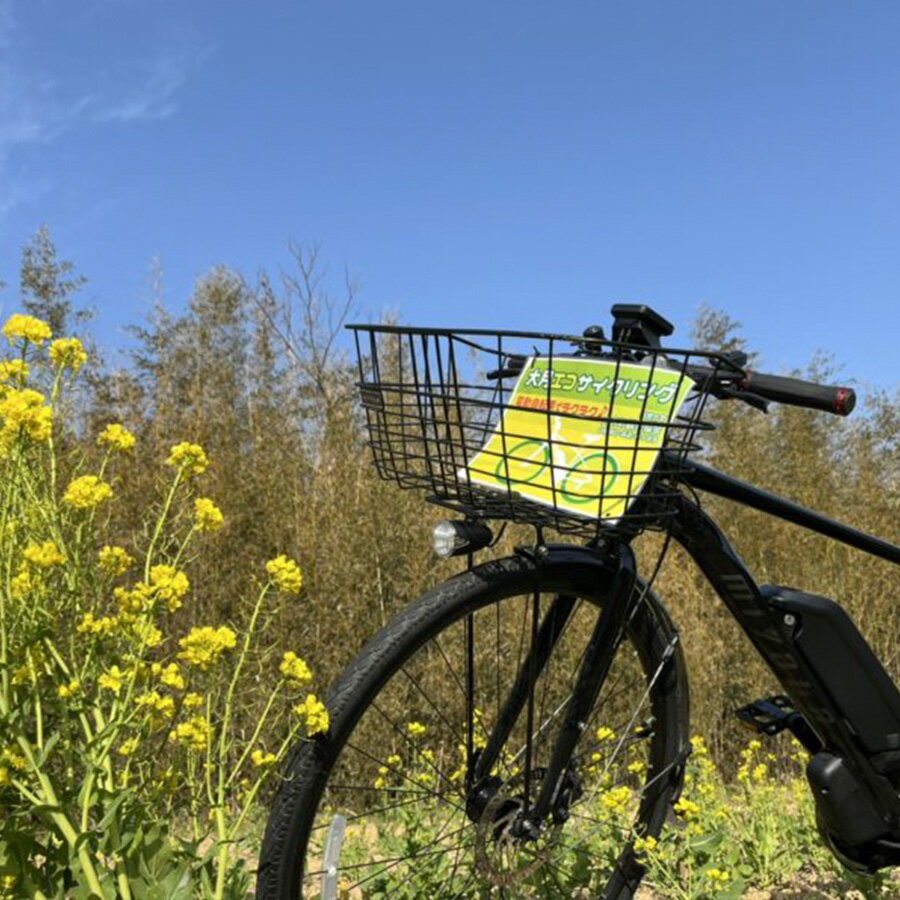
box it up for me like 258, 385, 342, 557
349, 324, 738, 538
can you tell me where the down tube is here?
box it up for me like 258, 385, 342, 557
668, 494, 900, 821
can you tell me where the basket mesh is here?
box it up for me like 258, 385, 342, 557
350, 325, 738, 538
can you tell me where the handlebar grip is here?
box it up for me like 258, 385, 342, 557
739, 370, 856, 416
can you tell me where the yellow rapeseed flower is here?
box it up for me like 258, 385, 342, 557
98, 666, 125, 695
149, 564, 190, 612
63, 474, 112, 509
183, 692, 204, 708
135, 690, 176, 723
265, 554, 303, 595
251, 749, 277, 767
596, 725, 616, 743
406, 721, 427, 738
0, 748, 27, 771
114, 582, 154, 617
279, 651, 312, 684
132, 620, 163, 648
706, 868, 731, 886
98, 545, 135, 576
151, 662, 185, 690
49, 337, 88, 372
97, 423, 136, 452
673, 798, 700, 820
194, 497, 224, 532
118, 737, 139, 757
57, 678, 81, 699
169, 716, 213, 752
177, 626, 237, 670
0, 359, 28, 382
9, 566, 34, 599
600, 785, 632, 814
295, 694, 329, 736
0, 388, 52, 443
2, 313, 51, 346
633, 835, 658, 858
167, 441, 209, 477
22, 540, 66, 568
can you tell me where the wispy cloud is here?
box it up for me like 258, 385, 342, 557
92, 50, 200, 124
0, 1, 209, 225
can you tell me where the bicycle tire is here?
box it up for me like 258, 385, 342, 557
257, 552, 690, 900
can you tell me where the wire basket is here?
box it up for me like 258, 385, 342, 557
349, 324, 739, 538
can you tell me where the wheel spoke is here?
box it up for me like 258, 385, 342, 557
346, 827, 472, 890
400, 664, 469, 749
310, 790, 460, 832
370, 700, 464, 794
304, 823, 471, 881
523, 587, 540, 807
343, 740, 467, 811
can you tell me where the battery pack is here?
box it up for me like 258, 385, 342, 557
764, 585, 900, 767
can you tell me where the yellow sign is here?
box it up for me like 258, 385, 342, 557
463, 356, 694, 522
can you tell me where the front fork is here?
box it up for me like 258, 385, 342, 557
468, 540, 638, 827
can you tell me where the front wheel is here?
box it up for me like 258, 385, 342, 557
257, 551, 690, 900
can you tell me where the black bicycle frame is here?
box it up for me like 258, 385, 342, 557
473, 454, 900, 849
673, 457, 900, 829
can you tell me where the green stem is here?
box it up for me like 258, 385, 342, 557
41, 637, 96, 745
213, 806, 230, 900
7, 726, 107, 898
46, 365, 65, 498
144, 470, 183, 581
225, 681, 283, 789
171, 524, 197, 570
0, 446, 23, 680
187, 752, 201, 842
213, 582, 269, 898
230, 717, 305, 839
217, 583, 269, 783
33, 664, 44, 752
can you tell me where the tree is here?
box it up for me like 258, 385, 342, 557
19, 226, 89, 335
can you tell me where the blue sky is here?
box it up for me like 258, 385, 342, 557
1, 1, 898, 390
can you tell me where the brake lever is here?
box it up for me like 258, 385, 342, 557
714, 385, 770, 412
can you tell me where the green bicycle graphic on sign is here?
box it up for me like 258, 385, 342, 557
489, 438, 621, 507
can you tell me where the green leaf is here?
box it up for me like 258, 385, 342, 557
35, 730, 61, 764
95, 790, 131, 831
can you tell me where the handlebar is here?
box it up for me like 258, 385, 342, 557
483, 335, 857, 418
598, 304, 857, 416
737, 370, 856, 417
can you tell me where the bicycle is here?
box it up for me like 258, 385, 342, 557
257, 304, 900, 899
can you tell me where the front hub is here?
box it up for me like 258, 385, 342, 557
469, 769, 568, 887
